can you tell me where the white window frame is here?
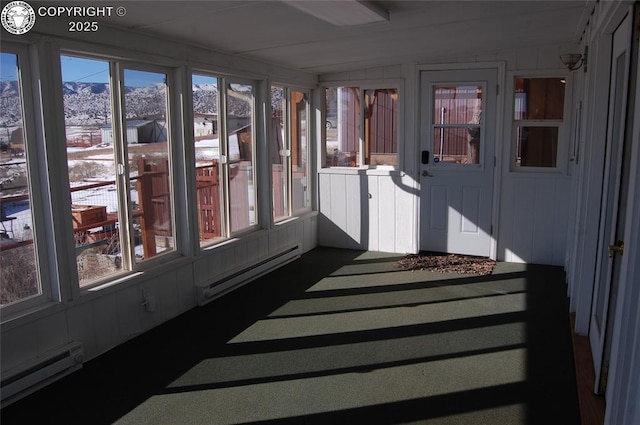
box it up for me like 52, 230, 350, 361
116, 61, 181, 271
223, 77, 259, 236
1, 43, 56, 316
57, 52, 183, 292
272, 84, 312, 221
190, 71, 228, 248
508, 71, 572, 173
323, 80, 402, 170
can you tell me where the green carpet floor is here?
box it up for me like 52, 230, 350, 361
1, 248, 580, 424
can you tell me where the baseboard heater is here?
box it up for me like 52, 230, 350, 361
197, 245, 300, 306
1, 341, 84, 407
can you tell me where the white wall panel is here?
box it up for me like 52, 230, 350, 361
395, 173, 419, 254
531, 179, 557, 264
346, 175, 363, 245
1, 324, 39, 372
115, 285, 143, 342
66, 301, 98, 358
378, 177, 397, 253
35, 311, 68, 354
498, 175, 570, 265
367, 175, 380, 251
91, 294, 122, 355
318, 171, 417, 254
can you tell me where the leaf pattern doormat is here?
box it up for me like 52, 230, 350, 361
395, 252, 496, 275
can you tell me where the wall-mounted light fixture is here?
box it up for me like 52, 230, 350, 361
560, 47, 588, 72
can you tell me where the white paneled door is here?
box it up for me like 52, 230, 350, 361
419, 69, 497, 257
589, 12, 633, 394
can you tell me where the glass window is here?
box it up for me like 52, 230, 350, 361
271, 86, 287, 221
271, 86, 310, 221
290, 90, 310, 213
513, 77, 565, 168
364, 88, 398, 166
325, 87, 360, 167
0, 51, 41, 306
324, 86, 398, 167
226, 82, 256, 233
432, 85, 482, 165
61, 55, 176, 288
61, 56, 124, 286
192, 74, 224, 246
123, 68, 175, 262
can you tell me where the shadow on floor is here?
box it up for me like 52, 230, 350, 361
0, 247, 580, 425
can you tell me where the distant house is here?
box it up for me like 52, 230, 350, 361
9, 128, 24, 156
193, 113, 217, 138
229, 124, 252, 161
101, 119, 167, 144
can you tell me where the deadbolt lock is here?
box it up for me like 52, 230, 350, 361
607, 241, 624, 258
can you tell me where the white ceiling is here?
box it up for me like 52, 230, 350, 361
77, 1, 592, 74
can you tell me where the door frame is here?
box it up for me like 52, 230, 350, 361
416, 62, 505, 260
588, 10, 634, 393
605, 11, 640, 420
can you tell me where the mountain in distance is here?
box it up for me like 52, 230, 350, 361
1, 81, 274, 128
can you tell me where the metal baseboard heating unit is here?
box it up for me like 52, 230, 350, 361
197, 245, 300, 306
1, 342, 84, 407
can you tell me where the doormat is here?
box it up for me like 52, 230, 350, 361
395, 252, 496, 275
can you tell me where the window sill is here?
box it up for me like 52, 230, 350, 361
274, 210, 318, 226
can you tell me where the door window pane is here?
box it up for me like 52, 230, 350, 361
0, 52, 41, 305
61, 55, 124, 286
433, 85, 482, 165
227, 83, 256, 233
192, 74, 223, 245
124, 69, 174, 261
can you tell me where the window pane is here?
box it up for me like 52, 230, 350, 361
192, 74, 223, 245
325, 87, 360, 167
433, 127, 481, 164
60, 56, 124, 286
514, 78, 565, 120
365, 88, 397, 166
434, 85, 482, 124
515, 126, 558, 167
124, 69, 174, 262
0, 52, 41, 305
227, 83, 256, 233
271, 86, 287, 221
291, 90, 309, 212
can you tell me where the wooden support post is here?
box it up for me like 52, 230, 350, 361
136, 159, 156, 258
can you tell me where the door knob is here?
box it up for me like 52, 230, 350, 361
607, 241, 624, 258
422, 170, 433, 177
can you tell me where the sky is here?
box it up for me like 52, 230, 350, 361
0, 52, 18, 81
1, 53, 216, 86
